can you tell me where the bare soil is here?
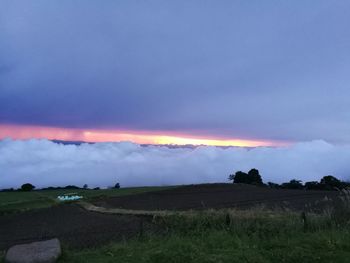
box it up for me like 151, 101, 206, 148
0, 204, 157, 250
93, 183, 339, 212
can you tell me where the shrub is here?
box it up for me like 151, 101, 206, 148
21, 183, 35, 191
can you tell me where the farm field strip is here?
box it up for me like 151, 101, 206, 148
93, 184, 338, 212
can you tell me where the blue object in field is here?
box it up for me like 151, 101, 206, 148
57, 194, 83, 201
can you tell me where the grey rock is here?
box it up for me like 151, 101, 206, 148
5, 238, 61, 263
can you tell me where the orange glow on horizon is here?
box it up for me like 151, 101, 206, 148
0, 124, 287, 147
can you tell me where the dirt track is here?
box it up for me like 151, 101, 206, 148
93, 184, 339, 212
0, 204, 157, 250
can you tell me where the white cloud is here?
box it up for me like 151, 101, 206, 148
0, 139, 349, 189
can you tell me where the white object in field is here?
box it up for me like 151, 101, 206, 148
57, 194, 83, 201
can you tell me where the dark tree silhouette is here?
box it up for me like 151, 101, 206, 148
232, 171, 249, 184
320, 175, 342, 189
267, 182, 280, 189
304, 181, 321, 190
228, 173, 235, 182
229, 169, 263, 185
281, 179, 303, 189
114, 183, 120, 189
64, 185, 80, 190
247, 169, 263, 185
21, 183, 35, 192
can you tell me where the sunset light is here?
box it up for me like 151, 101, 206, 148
0, 124, 283, 147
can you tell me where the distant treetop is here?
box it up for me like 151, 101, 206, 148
21, 183, 35, 191
229, 169, 263, 185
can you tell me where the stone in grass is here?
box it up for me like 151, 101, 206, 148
5, 238, 61, 263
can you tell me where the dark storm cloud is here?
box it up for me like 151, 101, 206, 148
1, 0, 350, 142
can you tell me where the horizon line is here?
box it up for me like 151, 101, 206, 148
0, 123, 289, 147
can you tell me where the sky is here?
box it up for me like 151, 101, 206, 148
1, 1, 350, 146
1, 1, 350, 188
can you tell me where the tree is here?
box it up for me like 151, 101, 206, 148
232, 171, 249, 184
281, 179, 303, 189
83, 184, 88, 189
247, 169, 263, 185
1, 188, 14, 192
114, 183, 120, 189
21, 183, 35, 192
229, 169, 263, 185
267, 182, 280, 189
64, 185, 80, 189
320, 175, 342, 189
304, 181, 321, 190
228, 173, 235, 182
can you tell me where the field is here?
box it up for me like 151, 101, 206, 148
0, 204, 160, 250
93, 183, 339, 212
1, 184, 349, 262
0, 186, 172, 215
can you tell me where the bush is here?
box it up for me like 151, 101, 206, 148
21, 183, 35, 192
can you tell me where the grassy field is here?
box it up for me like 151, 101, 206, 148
59, 209, 350, 263
0, 186, 172, 215
1, 187, 350, 262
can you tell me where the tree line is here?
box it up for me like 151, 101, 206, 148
0, 182, 121, 192
229, 169, 349, 190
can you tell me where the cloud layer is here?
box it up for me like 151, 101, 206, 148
1, 139, 349, 189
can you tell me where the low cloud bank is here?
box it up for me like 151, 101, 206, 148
0, 139, 349, 189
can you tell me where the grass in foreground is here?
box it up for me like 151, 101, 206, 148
59, 230, 350, 263
58, 209, 350, 263
0, 186, 172, 215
